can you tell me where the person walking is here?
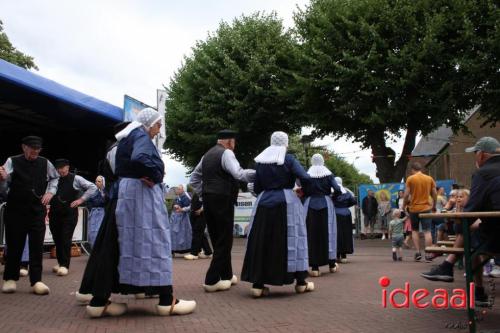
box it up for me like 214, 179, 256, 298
189, 130, 255, 292
402, 162, 437, 262
241, 132, 313, 297
302, 154, 342, 277
49, 158, 97, 276
1, 136, 58, 295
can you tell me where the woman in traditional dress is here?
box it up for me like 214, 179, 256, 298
302, 154, 342, 277
170, 185, 193, 255
241, 131, 313, 297
84, 108, 196, 317
86, 176, 106, 248
333, 177, 357, 263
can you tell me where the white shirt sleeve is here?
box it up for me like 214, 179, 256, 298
73, 175, 98, 201
46, 160, 59, 195
0, 158, 13, 193
107, 145, 117, 174
189, 158, 203, 196
221, 149, 255, 183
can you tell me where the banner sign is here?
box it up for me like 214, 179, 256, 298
234, 192, 256, 237
156, 90, 167, 151
123, 95, 155, 122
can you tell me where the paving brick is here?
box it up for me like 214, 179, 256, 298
1, 238, 499, 332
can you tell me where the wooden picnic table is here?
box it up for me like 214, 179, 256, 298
419, 211, 500, 333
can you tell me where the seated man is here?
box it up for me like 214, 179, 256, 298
421, 137, 500, 307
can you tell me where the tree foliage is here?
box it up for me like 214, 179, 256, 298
294, 0, 500, 182
165, 13, 302, 169
0, 20, 37, 70
288, 135, 372, 189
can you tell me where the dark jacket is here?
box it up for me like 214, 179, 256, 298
362, 195, 378, 217
115, 127, 164, 184
464, 155, 500, 239
202, 144, 239, 203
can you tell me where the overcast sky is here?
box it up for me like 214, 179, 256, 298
2, 0, 405, 185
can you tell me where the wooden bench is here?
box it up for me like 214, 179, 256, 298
420, 211, 500, 333
425, 246, 464, 254
436, 241, 455, 247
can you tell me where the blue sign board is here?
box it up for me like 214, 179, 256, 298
123, 95, 155, 122
358, 179, 455, 208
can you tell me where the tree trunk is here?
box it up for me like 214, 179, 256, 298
370, 129, 417, 183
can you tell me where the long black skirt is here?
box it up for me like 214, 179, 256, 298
79, 199, 120, 299
336, 214, 354, 255
241, 204, 307, 286
306, 208, 329, 268
79, 199, 172, 298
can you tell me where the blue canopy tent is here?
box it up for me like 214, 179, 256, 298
0, 58, 123, 178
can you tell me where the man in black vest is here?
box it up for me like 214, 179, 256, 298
49, 159, 96, 276
0, 136, 58, 295
190, 130, 255, 292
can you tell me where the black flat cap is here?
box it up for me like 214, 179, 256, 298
217, 129, 237, 139
22, 136, 43, 149
54, 158, 70, 168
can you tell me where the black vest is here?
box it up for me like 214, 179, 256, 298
202, 144, 239, 203
50, 173, 79, 215
7, 155, 48, 206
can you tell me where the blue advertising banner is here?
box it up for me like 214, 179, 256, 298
123, 95, 155, 122
358, 179, 455, 209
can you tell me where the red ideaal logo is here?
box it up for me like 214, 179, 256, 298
379, 276, 475, 309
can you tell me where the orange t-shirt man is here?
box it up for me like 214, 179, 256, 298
405, 171, 436, 213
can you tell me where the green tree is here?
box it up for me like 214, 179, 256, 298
0, 20, 37, 70
165, 13, 302, 169
288, 135, 372, 189
294, 0, 500, 182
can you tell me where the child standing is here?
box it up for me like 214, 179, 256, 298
389, 209, 405, 261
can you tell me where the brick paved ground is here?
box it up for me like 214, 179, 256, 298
1, 238, 499, 333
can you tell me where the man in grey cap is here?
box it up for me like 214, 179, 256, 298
190, 130, 255, 292
422, 136, 500, 307
0, 136, 58, 295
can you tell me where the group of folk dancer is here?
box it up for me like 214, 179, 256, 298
1, 107, 356, 318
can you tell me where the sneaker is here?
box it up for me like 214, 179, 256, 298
490, 265, 500, 278
414, 253, 422, 262
398, 257, 403, 261
425, 255, 435, 263
475, 290, 491, 308
421, 264, 454, 282
392, 252, 397, 261
382, 234, 386, 240
483, 260, 493, 276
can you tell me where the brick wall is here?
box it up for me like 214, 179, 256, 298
425, 113, 500, 188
